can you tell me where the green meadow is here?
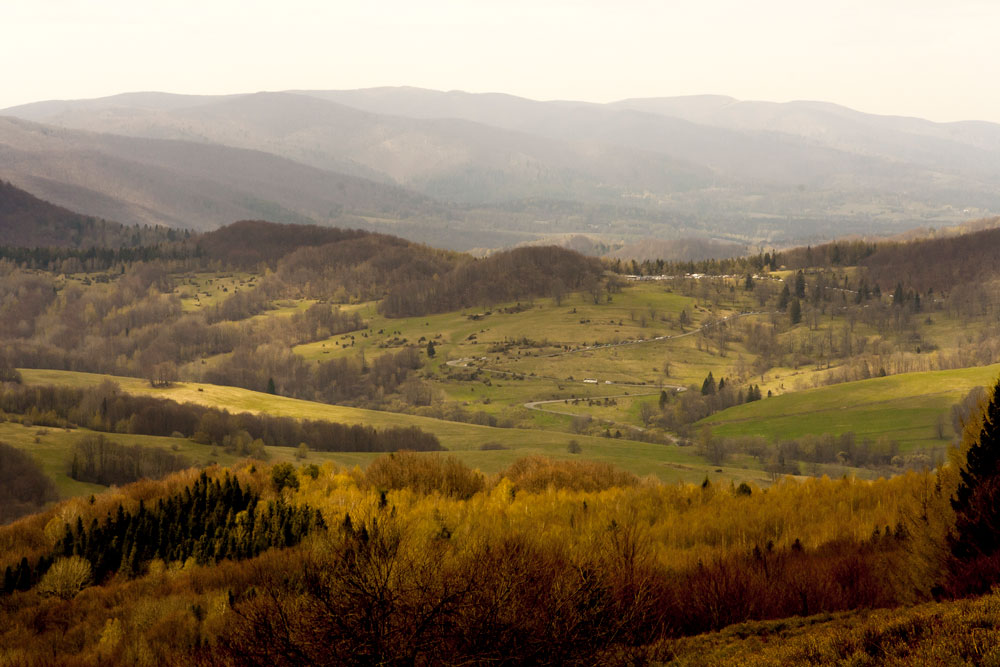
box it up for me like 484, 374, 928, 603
700, 363, 1000, 450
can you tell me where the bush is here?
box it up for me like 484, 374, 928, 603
478, 442, 508, 451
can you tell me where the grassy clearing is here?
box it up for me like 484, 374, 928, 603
700, 363, 1000, 450
171, 272, 258, 312
294, 283, 703, 364
536, 394, 660, 428
17, 369, 765, 485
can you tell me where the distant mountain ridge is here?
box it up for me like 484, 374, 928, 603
0, 114, 432, 231
3, 87, 999, 250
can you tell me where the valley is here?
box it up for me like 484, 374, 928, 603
7, 2, 1000, 661
4, 222, 996, 497
3, 216, 1000, 663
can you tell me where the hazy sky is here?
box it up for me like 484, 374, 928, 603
5, 0, 1000, 122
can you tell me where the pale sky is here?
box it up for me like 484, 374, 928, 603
4, 0, 1000, 122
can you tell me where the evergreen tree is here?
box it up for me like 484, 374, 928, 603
426, 340, 436, 358
777, 284, 791, 311
789, 298, 802, 325
678, 309, 691, 332
266, 377, 276, 394
700, 372, 716, 396
794, 271, 806, 298
946, 379, 1000, 596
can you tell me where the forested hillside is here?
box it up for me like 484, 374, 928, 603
380, 245, 605, 316
0, 181, 176, 249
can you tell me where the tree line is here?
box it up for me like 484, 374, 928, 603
69, 434, 192, 487
0, 382, 442, 453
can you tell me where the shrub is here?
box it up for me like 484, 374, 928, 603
478, 441, 508, 451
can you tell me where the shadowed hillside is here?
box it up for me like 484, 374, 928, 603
0, 181, 174, 248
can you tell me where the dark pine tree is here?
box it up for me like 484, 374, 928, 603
789, 298, 802, 325
777, 284, 791, 311
946, 378, 1000, 597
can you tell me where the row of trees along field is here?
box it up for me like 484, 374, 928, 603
0, 380, 442, 454
3, 378, 1000, 666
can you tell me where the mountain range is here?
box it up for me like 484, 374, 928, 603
2, 88, 998, 251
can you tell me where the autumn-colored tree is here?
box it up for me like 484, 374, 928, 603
36, 556, 91, 600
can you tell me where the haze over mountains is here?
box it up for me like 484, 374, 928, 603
2, 87, 999, 252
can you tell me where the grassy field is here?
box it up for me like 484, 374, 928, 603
17, 369, 769, 485
700, 363, 1000, 450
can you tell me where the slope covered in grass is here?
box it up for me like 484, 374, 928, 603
701, 363, 1000, 450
